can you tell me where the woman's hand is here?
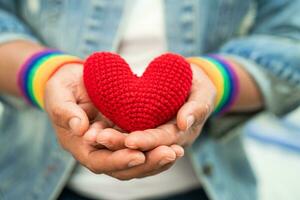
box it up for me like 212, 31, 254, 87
87, 64, 215, 180
44, 63, 98, 136
84, 118, 184, 180
44, 64, 145, 174
123, 64, 217, 151
44, 63, 183, 180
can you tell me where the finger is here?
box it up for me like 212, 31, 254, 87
177, 65, 216, 131
125, 123, 183, 151
45, 82, 89, 136
112, 125, 125, 132
170, 144, 185, 158
96, 128, 128, 151
87, 148, 146, 174
137, 145, 184, 179
83, 121, 109, 144
108, 146, 177, 180
80, 102, 99, 121
54, 125, 145, 173
91, 114, 115, 128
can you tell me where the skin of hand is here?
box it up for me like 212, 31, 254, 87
44, 63, 184, 180
119, 64, 217, 152
87, 64, 217, 179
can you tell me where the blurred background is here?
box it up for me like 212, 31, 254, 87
242, 106, 300, 200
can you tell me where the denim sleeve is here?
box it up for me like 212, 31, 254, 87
0, 1, 40, 109
219, 0, 300, 115
0, 0, 39, 45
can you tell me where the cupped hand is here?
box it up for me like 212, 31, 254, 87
85, 118, 184, 180
44, 63, 183, 180
44, 63, 98, 136
123, 64, 217, 151
44, 63, 144, 174
88, 64, 215, 180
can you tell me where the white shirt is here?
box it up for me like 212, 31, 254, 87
68, 1, 201, 199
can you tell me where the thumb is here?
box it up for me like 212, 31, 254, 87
177, 100, 211, 131
44, 83, 90, 136
176, 65, 216, 131
51, 102, 90, 136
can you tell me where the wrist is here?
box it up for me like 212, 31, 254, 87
224, 58, 263, 112
17, 49, 83, 108
186, 55, 240, 116
0, 40, 44, 96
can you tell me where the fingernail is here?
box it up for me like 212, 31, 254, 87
69, 117, 81, 135
159, 158, 173, 166
177, 149, 185, 157
174, 146, 185, 157
128, 159, 144, 167
186, 115, 195, 130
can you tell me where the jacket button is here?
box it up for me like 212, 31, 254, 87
202, 164, 213, 176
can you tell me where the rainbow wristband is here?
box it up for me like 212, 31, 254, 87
207, 55, 239, 113
186, 55, 239, 115
18, 49, 83, 108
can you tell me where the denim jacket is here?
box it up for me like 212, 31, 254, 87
0, 0, 300, 200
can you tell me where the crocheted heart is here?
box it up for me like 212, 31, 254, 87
83, 52, 192, 132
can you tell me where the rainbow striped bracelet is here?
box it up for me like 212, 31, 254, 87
17, 49, 83, 109
186, 55, 240, 115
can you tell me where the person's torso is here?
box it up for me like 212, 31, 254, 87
17, 0, 256, 57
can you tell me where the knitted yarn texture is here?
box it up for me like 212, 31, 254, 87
84, 52, 192, 132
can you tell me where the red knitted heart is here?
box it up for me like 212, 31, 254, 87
83, 52, 192, 132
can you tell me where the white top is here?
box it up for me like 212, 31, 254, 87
68, 1, 201, 199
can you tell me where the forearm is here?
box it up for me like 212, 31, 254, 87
0, 40, 44, 96
227, 59, 263, 113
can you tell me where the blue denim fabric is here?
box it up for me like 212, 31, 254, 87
0, 0, 299, 200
